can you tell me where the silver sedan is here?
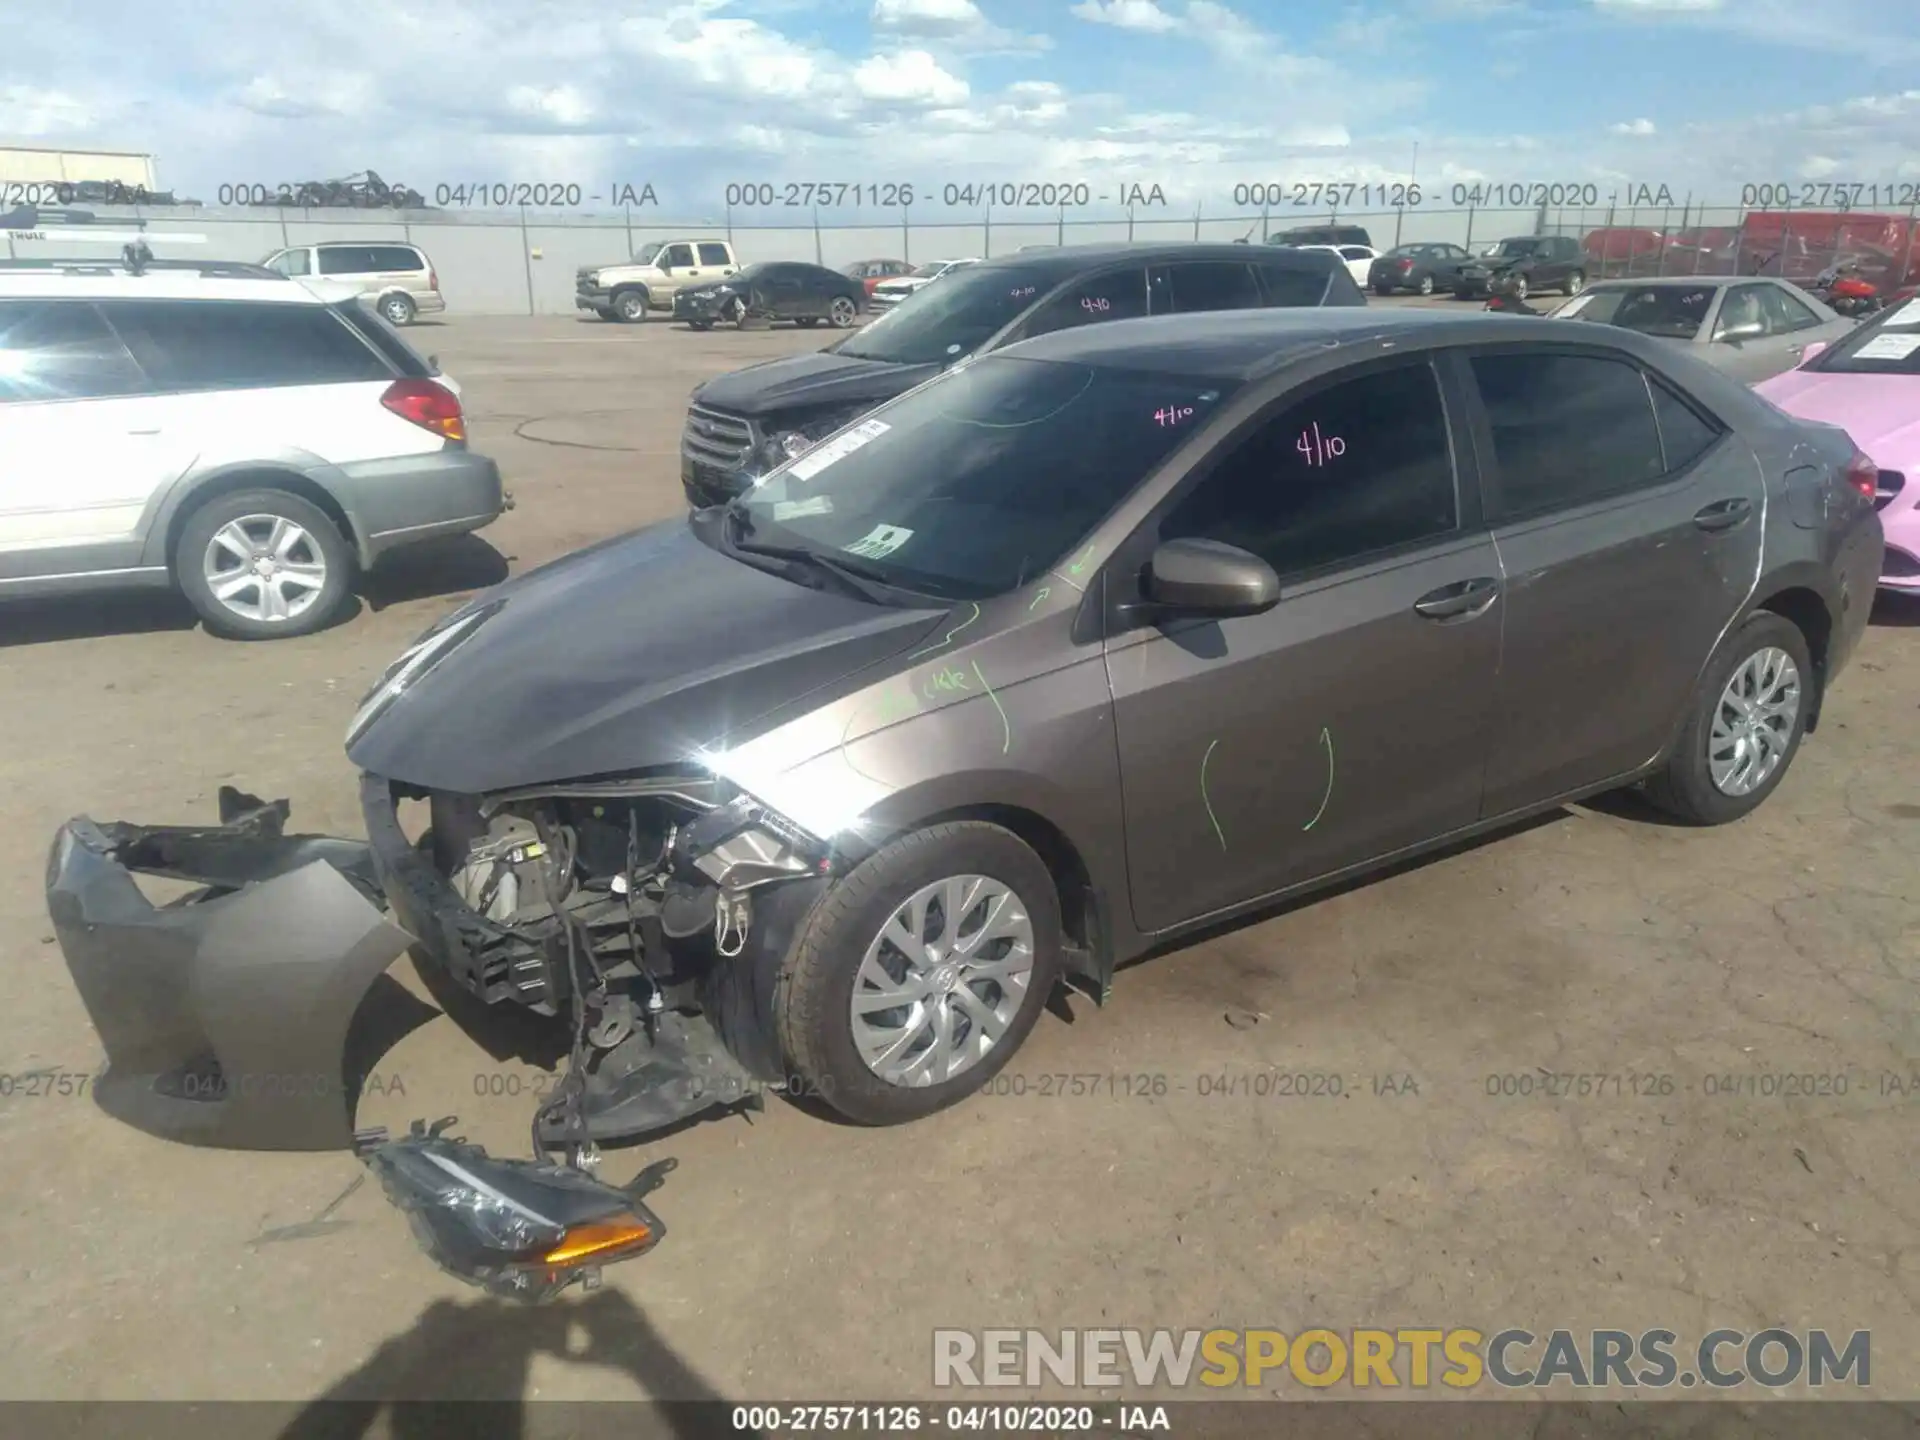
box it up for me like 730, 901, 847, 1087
1546, 276, 1859, 384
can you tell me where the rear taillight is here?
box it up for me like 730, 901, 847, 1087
427, 268, 438, 292
381, 378, 465, 442
1396, 258, 1414, 270
1843, 449, 1878, 500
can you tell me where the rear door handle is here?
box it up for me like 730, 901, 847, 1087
1413, 576, 1500, 620
1694, 497, 1753, 532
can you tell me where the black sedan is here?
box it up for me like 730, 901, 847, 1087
674, 262, 867, 330
1367, 241, 1476, 296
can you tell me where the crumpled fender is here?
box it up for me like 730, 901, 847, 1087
45, 789, 414, 1152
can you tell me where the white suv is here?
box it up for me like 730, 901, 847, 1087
0, 263, 507, 639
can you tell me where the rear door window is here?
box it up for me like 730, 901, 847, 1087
1468, 350, 1667, 518
101, 300, 393, 391
0, 300, 150, 402
317, 246, 381, 276
1149, 261, 1263, 315
1257, 262, 1332, 307
697, 243, 731, 266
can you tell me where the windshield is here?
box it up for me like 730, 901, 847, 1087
633, 242, 664, 265
1555, 284, 1716, 339
1493, 239, 1546, 258
729, 356, 1242, 600
829, 264, 1045, 365
911, 261, 948, 277
1808, 296, 1920, 374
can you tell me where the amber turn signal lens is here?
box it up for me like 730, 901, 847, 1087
541, 1218, 659, 1267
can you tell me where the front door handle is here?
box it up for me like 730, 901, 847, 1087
1694, 497, 1753, 532
1413, 576, 1500, 620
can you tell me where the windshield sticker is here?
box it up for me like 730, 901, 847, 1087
1154, 404, 1196, 427
1853, 333, 1920, 360
786, 419, 889, 481
772, 495, 833, 521
1881, 298, 1920, 327
843, 523, 914, 560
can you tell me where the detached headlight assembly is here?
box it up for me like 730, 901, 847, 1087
359, 1121, 665, 1304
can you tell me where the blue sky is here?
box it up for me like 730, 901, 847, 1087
4, 0, 1919, 217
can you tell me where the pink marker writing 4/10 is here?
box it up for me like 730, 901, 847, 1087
1153, 404, 1195, 427
1297, 421, 1346, 466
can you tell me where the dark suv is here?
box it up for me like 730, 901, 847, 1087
678, 242, 1364, 507
1454, 234, 1588, 300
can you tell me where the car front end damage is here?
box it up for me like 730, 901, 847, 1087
45, 759, 848, 1293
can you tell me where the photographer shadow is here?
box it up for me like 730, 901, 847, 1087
278, 1287, 756, 1440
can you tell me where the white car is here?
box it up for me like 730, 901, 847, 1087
868, 258, 981, 311
1293, 243, 1379, 288
0, 261, 507, 639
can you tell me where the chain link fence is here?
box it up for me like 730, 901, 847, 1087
9, 196, 1919, 314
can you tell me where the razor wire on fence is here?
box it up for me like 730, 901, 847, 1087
7, 196, 1918, 314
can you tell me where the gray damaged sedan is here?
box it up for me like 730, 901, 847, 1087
46, 307, 1882, 1287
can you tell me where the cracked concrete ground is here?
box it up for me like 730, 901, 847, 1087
0, 310, 1915, 1412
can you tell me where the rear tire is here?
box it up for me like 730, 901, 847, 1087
1642, 612, 1813, 825
379, 293, 416, 326
1417, 274, 1434, 296
1564, 270, 1586, 296
828, 296, 859, 328
776, 822, 1060, 1126
174, 488, 353, 641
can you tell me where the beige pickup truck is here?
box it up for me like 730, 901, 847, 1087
575, 239, 740, 322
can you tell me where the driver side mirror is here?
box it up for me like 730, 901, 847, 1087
1137, 538, 1280, 619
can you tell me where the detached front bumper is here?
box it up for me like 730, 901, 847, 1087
45, 789, 412, 1151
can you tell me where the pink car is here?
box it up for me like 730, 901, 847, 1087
1756, 303, 1920, 592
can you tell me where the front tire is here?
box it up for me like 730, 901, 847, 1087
777, 822, 1061, 1126
174, 488, 353, 640
1643, 612, 1812, 825
612, 289, 649, 323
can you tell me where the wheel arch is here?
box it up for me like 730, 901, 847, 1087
1751, 582, 1834, 731
149, 466, 362, 576
849, 800, 1114, 997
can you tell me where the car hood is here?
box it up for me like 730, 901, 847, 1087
1754, 370, 1920, 464
345, 519, 945, 795
690, 348, 940, 419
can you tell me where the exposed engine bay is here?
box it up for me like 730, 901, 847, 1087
366, 770, 842, 1154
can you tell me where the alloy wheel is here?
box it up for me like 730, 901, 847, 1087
1708, 646, 1801, 797
201, 514, 329, 625
848, 874, 1036, 1088
830, 296, 857, 327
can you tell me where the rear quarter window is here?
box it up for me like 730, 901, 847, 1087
100, 300, 394, 391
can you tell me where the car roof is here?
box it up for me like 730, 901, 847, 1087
972, 241, 1340, 280
995, 306, 1660, 380
1585, 275, 1733, 289
0, 269, 342, 303
306, 239, 424, 250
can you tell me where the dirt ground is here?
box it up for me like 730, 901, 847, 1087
0, 305, 1916, 1411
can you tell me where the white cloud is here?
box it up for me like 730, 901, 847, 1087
0, 85, 97, 136
1592, 0, 1722, 10
1068, 0, 1177, 32
1610, 117, 1657, 135
852, 49, 969, 106
870, 0, 1050, 53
